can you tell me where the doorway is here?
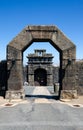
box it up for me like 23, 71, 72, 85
34, 68, 47, 86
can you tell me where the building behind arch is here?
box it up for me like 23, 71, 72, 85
26, 49, 58, 86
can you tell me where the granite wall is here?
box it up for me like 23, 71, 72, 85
75, 60, 83, 95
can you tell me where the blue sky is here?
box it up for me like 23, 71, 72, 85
0, 0, 83, 65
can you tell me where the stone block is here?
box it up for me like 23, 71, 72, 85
61, 90, 78, 99
6, 89, 25, 99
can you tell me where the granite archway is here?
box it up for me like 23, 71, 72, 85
6, 25, 76, 99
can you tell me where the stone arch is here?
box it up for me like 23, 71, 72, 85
6, 25, 76, 99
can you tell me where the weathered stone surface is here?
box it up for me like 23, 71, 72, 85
61, 90, 78, 99
75, 60, 83, 95
6, 90, 25, 99
6, 25, 76, 99
8, 25, 75, 51
53, 66, 59, 83
8, 28, 33, 51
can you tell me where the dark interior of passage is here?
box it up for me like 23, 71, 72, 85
34, 68, 47, 86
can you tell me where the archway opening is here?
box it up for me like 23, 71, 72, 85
23, 42, 60, 87
7, 25, 76, 100
34, 68, 47, 86
23, 42, 59, 66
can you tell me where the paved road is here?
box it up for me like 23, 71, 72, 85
32, 87, 51, 95
0, 87, 83, 130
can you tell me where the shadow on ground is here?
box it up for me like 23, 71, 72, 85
25, 95, 59, 100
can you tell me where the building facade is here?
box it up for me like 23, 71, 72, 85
27, 49, 54, 86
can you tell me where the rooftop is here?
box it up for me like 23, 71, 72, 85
27, 49, 53, 58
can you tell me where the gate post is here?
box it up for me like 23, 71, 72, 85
61, 47, 77, 99
6, 46, 25, 99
